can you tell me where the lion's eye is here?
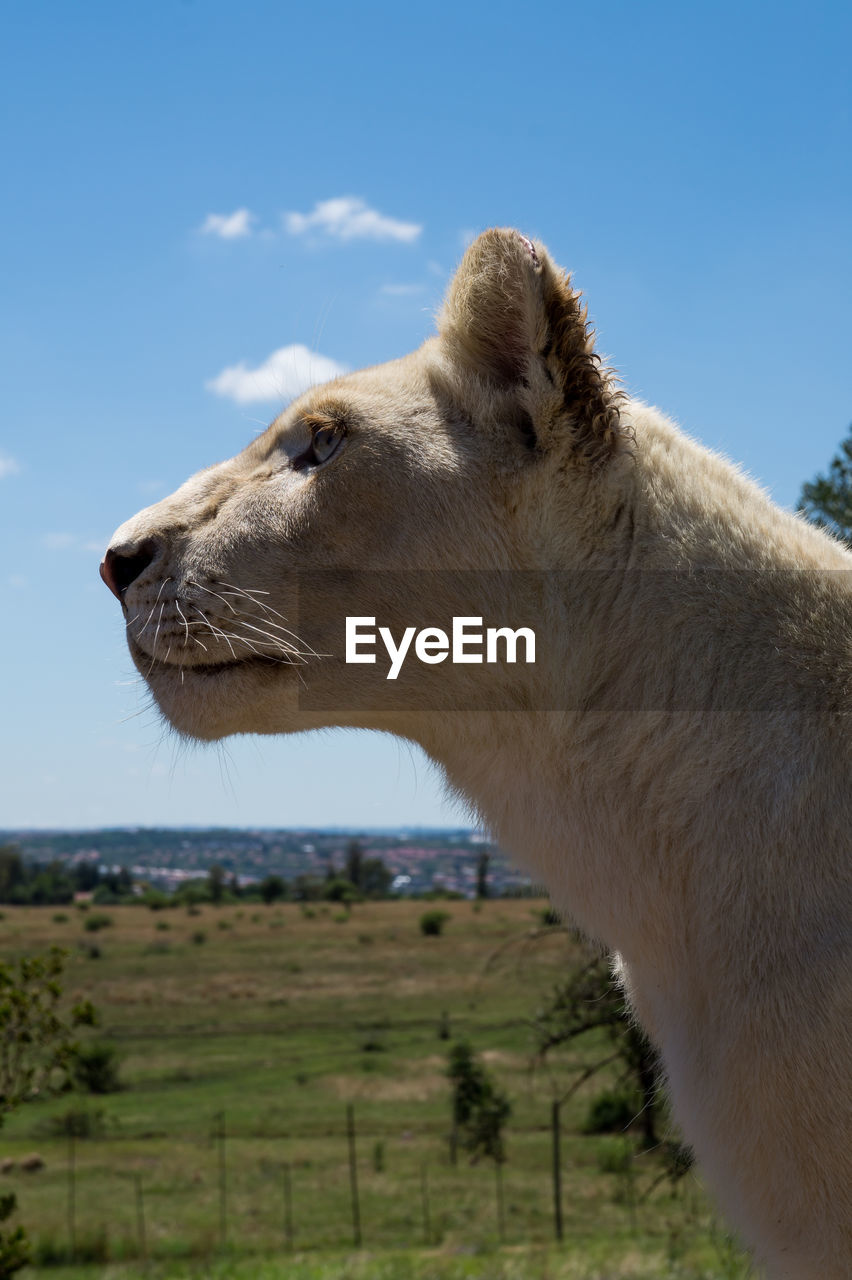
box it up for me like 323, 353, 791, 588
309, 422, 345, 466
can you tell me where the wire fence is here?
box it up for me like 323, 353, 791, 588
4, 1102, 674, 1266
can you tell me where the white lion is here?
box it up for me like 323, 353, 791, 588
102, 229, 851, 1277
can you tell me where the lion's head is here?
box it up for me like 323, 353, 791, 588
102, 229, 627, 740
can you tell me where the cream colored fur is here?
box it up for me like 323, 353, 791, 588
103, 230, 852, 1278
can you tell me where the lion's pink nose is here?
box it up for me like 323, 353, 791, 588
99, 540, 159, 600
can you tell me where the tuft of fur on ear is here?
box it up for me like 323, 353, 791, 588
439, 228, 623, 466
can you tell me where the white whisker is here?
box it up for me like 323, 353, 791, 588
175, 599, 191, 647
145, 602, 166, 678
194, 606, 238, 660
188, 580, 238, 615
217, 580, 271, 596
141, 577, 172, 631
212, 580, 322, 657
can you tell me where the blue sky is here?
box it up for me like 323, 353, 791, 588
2, 0, 850, 830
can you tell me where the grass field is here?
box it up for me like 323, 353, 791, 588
0, 900, 753, 1278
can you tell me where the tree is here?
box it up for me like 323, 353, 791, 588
798, 424, 852, 544
207, 863, 226, 904
446, 1040, 511, 1165
534, 951, 662, 1149
323, 876, 360, 904
359, 857, 392, 898
476, 850, 490, 900
344, 839, 363, 890
0, 948, 98, 1276
0, 849, 23, 902
260, 874, 286, 905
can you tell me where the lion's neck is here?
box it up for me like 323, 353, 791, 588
407, 404, 852, 964
414, 710, 680, 966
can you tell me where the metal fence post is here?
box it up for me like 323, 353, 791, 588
346, 1103, 362, 1246
552, 1099, 564, 1242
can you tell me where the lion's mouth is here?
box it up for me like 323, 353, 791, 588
129, 638, 287, 679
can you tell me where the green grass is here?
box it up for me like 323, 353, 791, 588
0, 901, 753, 1277
17, 1247, 751, 1280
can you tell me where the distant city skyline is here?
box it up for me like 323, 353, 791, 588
2, 826, 523, 900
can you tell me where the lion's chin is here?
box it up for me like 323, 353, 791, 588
129, 641, 299, 741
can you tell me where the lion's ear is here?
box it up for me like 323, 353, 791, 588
438, 228, 546, 385
439, 228, 622, 464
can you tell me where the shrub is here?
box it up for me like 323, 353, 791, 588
32, 1228, 108, 1266
0, 1190, 28, 1275
91, 886, 122, 906
324, 877, 361, 905
420, 909, 450, 937
191, 930, 206, 945
71, 1042, 121, 1095
155, 920, 170, 932
51, 913, 69, 924
583, 1087, 639, 1135
596, 1136, 634, 1175
83, 913, 112, 933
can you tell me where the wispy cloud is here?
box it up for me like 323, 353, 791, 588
43, 533, 106, 553
206, 344, 348, 406
285, 197, 422, 244
42, 532, 76, 551
199, 208, 256, 239
0, 452, 20, 479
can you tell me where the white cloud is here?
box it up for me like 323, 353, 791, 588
206, 343, 349, 406
0, 452, 20, 479
42, 532, 77, 551
285, 197, 422, 244
199, 208, 256, 239
42, 533, 106, 553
